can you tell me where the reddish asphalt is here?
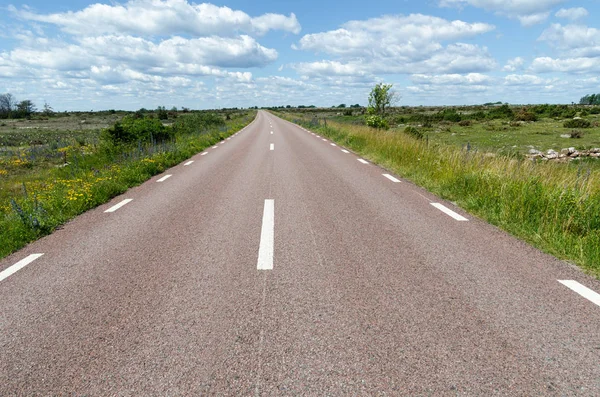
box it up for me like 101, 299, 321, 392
1, 111, 599, 395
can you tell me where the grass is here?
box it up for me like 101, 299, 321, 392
0, 110, 256, 259
277, 111, 600, 278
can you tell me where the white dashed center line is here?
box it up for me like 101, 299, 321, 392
105, 199, 133, 213
383, 174, 401, 183
270, 131, 273, 134
270, 143, 274, 151
0, 254, 44, 282
257, 199, 274, 270
358, 159, 369, 164
430, 203, 468, 221
559, 280, 600, 307
184, 161, 194, 166
157, 174, 172, 182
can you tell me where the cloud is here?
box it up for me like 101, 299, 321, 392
293, 14, 495, 78
538, 23, 600, 58
502, 57, 525, 72
530, 57, 600, 73
440, 0, 567, 26
10, 0, 301, 37
555, 7, 588, 21
411, 73, 491, 85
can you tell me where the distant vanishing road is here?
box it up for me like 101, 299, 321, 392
1, 111, 599, 395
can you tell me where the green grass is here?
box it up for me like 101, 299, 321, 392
277, 111, 600, 278
0, 111, 256, 259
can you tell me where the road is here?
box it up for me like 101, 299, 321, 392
1, 110, 599, 395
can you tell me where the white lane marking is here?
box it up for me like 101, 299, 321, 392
383, 174, 401, 183
316, 135, 321, 138
0, 254, 44, 282
322, 138, 327, 142
341, 149, 350, 154
227, 137, 231, 140
201, 152, 208, 156
105, 199, 133, 213
358, 159, 369, 164
270, 143, 274, 151
330, 143, 337, 147
270, 131, 273, 135
257, 200, 275, 270
559, 280, 600, 307
184, 161, 194, 166
212, 146, 218, 149
430, 203, 469, 221
157, 174, 172, 182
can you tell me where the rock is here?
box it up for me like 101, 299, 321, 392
560, 134, 571, 138
560, 148, 569, 155
529, 149, 543, 155
568, 147, 576, 154
590, 148, 600, 153
591, 153, 600, 158
573, 116, 582, 120
569, 151, 579, 157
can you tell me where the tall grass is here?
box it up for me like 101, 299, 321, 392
285, 114, 600, 277
0, 112, 256, 259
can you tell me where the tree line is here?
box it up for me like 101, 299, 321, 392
579, 93, 600, 105
0, 93, 53, 119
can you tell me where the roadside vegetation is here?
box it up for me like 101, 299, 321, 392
0, 107, 255, 259
274, 91, 600, 277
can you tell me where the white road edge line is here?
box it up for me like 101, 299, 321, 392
330, 143, 337, 147
157, 174, 172, 182
358, 159, 369, 164
383, 174, 401, 183
201, 152, 208, 156
257, 199, 274, 270
0, 253, 44, 282
430, 203, 469, 221
322, 138, 328, 142
105, 199, 133, 213
212, 146, 218, 149
559, 280, 600, 307
184, 161, 194, 166
341, 149, 350, 154
270, 143, 274, 151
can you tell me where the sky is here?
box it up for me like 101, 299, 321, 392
1, 0, 600, 111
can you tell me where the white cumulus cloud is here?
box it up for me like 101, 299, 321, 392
440, 0, 567, 26
10, 0, 301, 37
555, 7, 588, 21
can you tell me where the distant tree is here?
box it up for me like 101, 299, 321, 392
338, 104, 346, 108
156, 106, 168, 120
0, 93, 16, 119
367, 83, 398, 117
350, 104, 361, 108
16, 100, 36, 119
580, 93, 600, 105
42, 102, 54, 117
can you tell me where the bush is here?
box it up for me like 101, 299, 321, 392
563, 118, 591, 128
365, 115, 389, 129
514, 109, 538, 122
102, 116, 173, 145
458, 120, 472, 127
570, 130, 585, 139
487, 104, 514, 120
173, 112, 225, 135
404, 126, 424, 139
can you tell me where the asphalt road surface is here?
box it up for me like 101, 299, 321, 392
1, 111, 599, 395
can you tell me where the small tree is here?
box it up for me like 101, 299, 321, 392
367, 83, 398, 117
42, 102, 54, 117
16, 100, 36, 119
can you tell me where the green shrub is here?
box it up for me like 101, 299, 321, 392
563, 118, 591, 128
365, 115, 389, 129
458, 120, 472, 127
102, 116, 173, 145
487, 104, 514, 120
570, 130, 585, 138
514, 109, 538, 122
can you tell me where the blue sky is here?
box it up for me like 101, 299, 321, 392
1, 0, 599, 110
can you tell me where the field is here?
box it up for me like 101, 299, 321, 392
275, 105, 600, 277
0, 109, 255, 258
